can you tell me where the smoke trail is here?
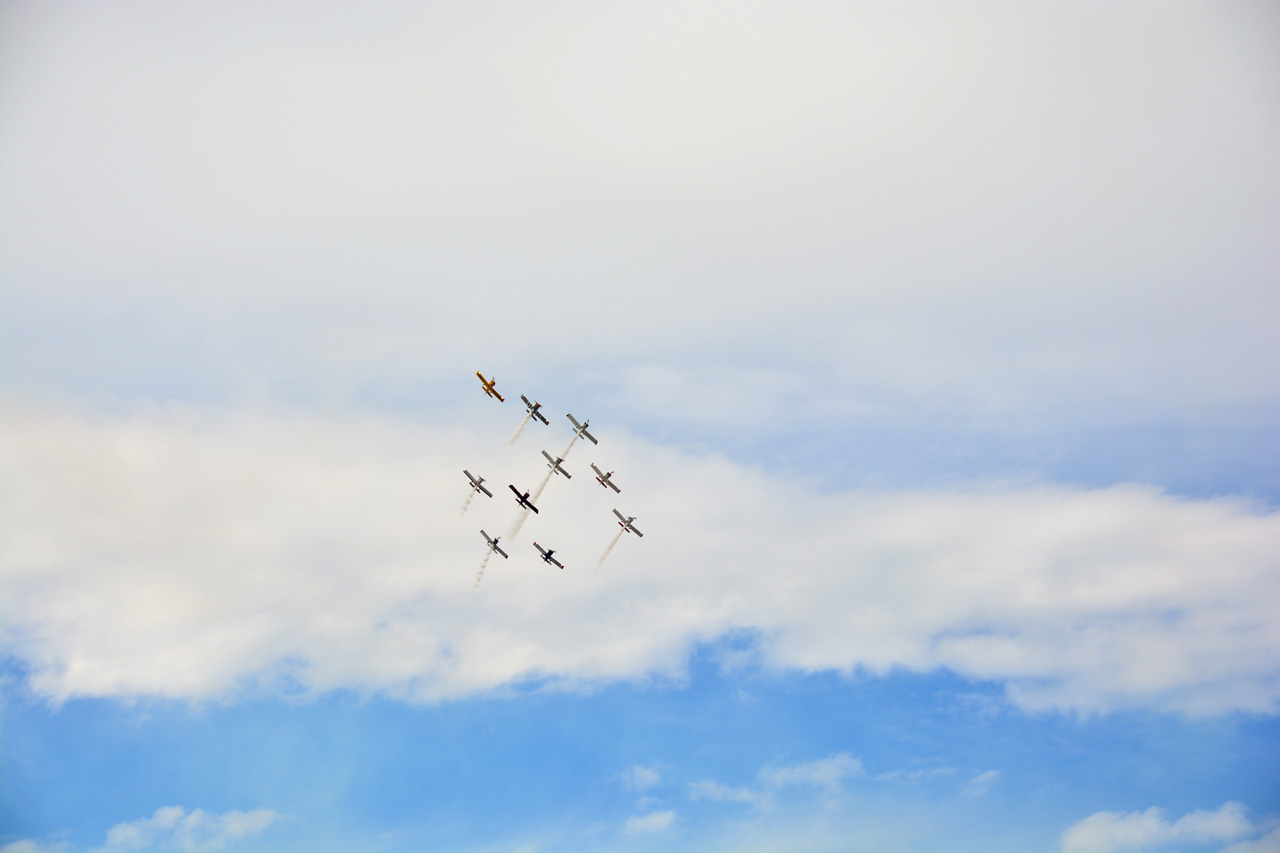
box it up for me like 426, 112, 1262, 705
530, 467, 555, 503
596, 529, 625, 570
474, 551, 492, 588
560, 432, 580, 459
508, 507, 532, 539
508, 411, 534, 445
460, 489, 476, 516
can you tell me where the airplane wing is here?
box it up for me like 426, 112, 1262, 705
549, 555, 564, 569
613, 509, 626, 522
496, 544, 509, 558
581, 429, 598, 445
606, 480, 621, 494
628, 524, 643, 537
590, 463, 605, 478
542, 450, 555, 464
522, 394, 532, 407
567, 413, 582, 430
534, 410, 549, 425
479, 483, 493, 497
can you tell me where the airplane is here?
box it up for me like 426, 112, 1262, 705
476, 372, 505, 402
590, 463, 621, 493
463, 469, 493, 498
481, 529, 508, 558
509, 484, 540, 513
541, 450, 572, 479
613, 508, 643, 537
533, 542, 564, 569
521, 395, 550, 425
566, 413, 598, 445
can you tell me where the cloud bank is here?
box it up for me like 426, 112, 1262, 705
3, 406, 1277, 715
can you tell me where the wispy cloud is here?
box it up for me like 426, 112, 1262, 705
621, 765, 661, 792
1, 842, 66, 853
623, 810, 675, 834
759, 753, 864, 793
962, 770, 999, 797
690, 752, 864, 810
688, 781, 771, 809
1060, 802, 1258, 853
97, 805, 280, 851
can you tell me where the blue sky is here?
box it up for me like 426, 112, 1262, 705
1, 2, 1278, 852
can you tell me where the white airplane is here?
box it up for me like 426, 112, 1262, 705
533, 542, 564, 569
566, 413, 598, 445
509, 484, 539, 514
590, 464, 621, 493
481, 529, 508, 558
521, 395, 550, 425
541, 450, 572, 479
463, 469, 493, 498
613, 509, 643, 537
476, 371, 504, 402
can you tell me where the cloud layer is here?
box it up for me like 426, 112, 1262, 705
3, 406, 1277, 714
1, 2, 1276, 431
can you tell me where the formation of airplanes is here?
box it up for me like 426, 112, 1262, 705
468, 371, 644, 581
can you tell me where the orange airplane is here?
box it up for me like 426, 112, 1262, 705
476, 372, 504, 402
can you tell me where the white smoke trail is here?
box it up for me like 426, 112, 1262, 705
460, 489, 476, 516
560, 432, 580, 459
508, 507, 532, 539
474, 550, 492, 588
530, 467, 555, 503
596, 528, 625, 570
508, 411, 534, 445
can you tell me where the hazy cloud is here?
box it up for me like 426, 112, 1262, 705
621, 765, 661, 792
623, 810, 675, 834
1, 2, 1276, 432
963, 770, 999, 797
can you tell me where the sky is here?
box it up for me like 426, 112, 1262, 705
1, 1, 1278, 851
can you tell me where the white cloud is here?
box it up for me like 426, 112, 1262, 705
621, 765, 661, 792
688, 781, 771, 809
759, 753, 864, 793
1222, 825, 1280, 853
1061, 802, 1257, 853
2, 406, 1278, 715
1, 841, 66, 853
98, 805, 280, 851
962, 770, 999, 797
690, 752, 863, 810
623, 810, 675, 834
